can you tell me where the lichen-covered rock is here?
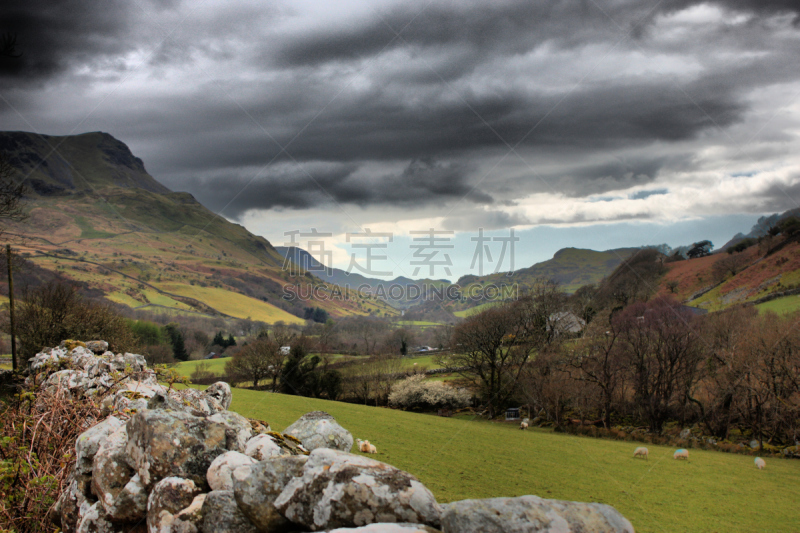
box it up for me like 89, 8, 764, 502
207, 410, 253, 451
102, 382, 166, 416
274, 448, 441, 531
171, 493, 206, 533
76, 501, 147, 533
57, 471, 93, 533
439, 496, 635, 533
232, 455, 308, 531
29, 346, 68, 371
45, 369, 90, 396
147, 477, 202, 533
199, 491, 257, 533
203, 382, 232, 411
126, 409, 231, 490
71, 348, 101, 371
207, 451, 256, 491
85, 340, 109, 354
327, 525, 442, 533
244, 434, 285, 461
75, 416, 124, 474
265, 431, 310, 456
123, 352, 148, 372
283, 411, 353, 452
92, 427, 148, 522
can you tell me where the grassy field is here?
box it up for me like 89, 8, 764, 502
211, 387, 800, 533
756, 295, 800, 315
174, 353, 443, 378
453, 301, 502, 318
159, 283, 305, 324
175, 357, 232, 376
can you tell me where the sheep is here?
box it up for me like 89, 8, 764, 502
673, 448, 689, 460
755, 457, 766, 470
633, 447, 649, 460
519, 421, 529, 430
357, 439, 377, 454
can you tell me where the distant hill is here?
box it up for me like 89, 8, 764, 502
275, 246, 450, 310
719, 207, 800, 250
0, 131, 398, 322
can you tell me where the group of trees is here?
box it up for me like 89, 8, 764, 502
514, 300, 800, 446
225, 333, 342, 400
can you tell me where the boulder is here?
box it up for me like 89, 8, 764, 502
29, 346, 68, 371
123, 352, 148, 372
171, 494, 206, 533
244, 434, 286, 461
283, 411, 353, 452
125, 409, 232, 490
206, 451, 256, 491
232, 455, 308, 531
274, 448, 441, 531
199, 491, 257, 533
44, 369, 90, 397
679, 428, 691, 440
146, 477, 202, 533
207, 410, 253, 451
439, 496, 634, 533
327, 526, 441, 533
56, 472, 93, 533
76, 501, 147, 533
92, 427, 148, 522
85, 340, 109, 354
75, 416, 124, 475
204, 382, 233, 411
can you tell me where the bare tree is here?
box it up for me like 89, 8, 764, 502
566, 312, 625, 428
616, 296, 704, 432
448, 280, 564, 418
225, 337, 283, 389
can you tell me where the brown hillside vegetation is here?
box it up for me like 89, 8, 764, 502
658, 237, 800, 309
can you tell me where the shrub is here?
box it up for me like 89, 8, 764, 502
0, 390, 103, 532
388, 375, 472, 411
190, 361, 216, 382
10, 281, 136, 358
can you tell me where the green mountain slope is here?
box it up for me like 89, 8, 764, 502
0, 131, 398, 322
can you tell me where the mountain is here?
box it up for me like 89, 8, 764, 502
275, 246, 450, 309
0, 131, 171, 196
0, 131, 398, 322
659, 230, 800, 312
719, 207, 800, 250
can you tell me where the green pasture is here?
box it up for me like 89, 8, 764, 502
215, 387, 800, 533
175, 357, 231, 376
756, 295, 800, 315
174, 353, 443, 379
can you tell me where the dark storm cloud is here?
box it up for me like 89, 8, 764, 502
275, 0, 800, 70
3, 0, 800, 217
0, 0, 136, 81
188, 158, 492, 217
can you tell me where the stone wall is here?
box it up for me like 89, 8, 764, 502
29, 341, 635, 533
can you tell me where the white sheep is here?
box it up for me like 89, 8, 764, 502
673, 448, 689, 460
754, 457, 766, 470
357, 439, 377, 454
519, 421, 529, 430
633, 447, 649, 460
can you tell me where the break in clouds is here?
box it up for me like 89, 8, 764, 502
2, 0, 800, 230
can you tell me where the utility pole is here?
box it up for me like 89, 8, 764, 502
7, 245, 16, 372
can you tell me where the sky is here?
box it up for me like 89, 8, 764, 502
2, 0, 800, 281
